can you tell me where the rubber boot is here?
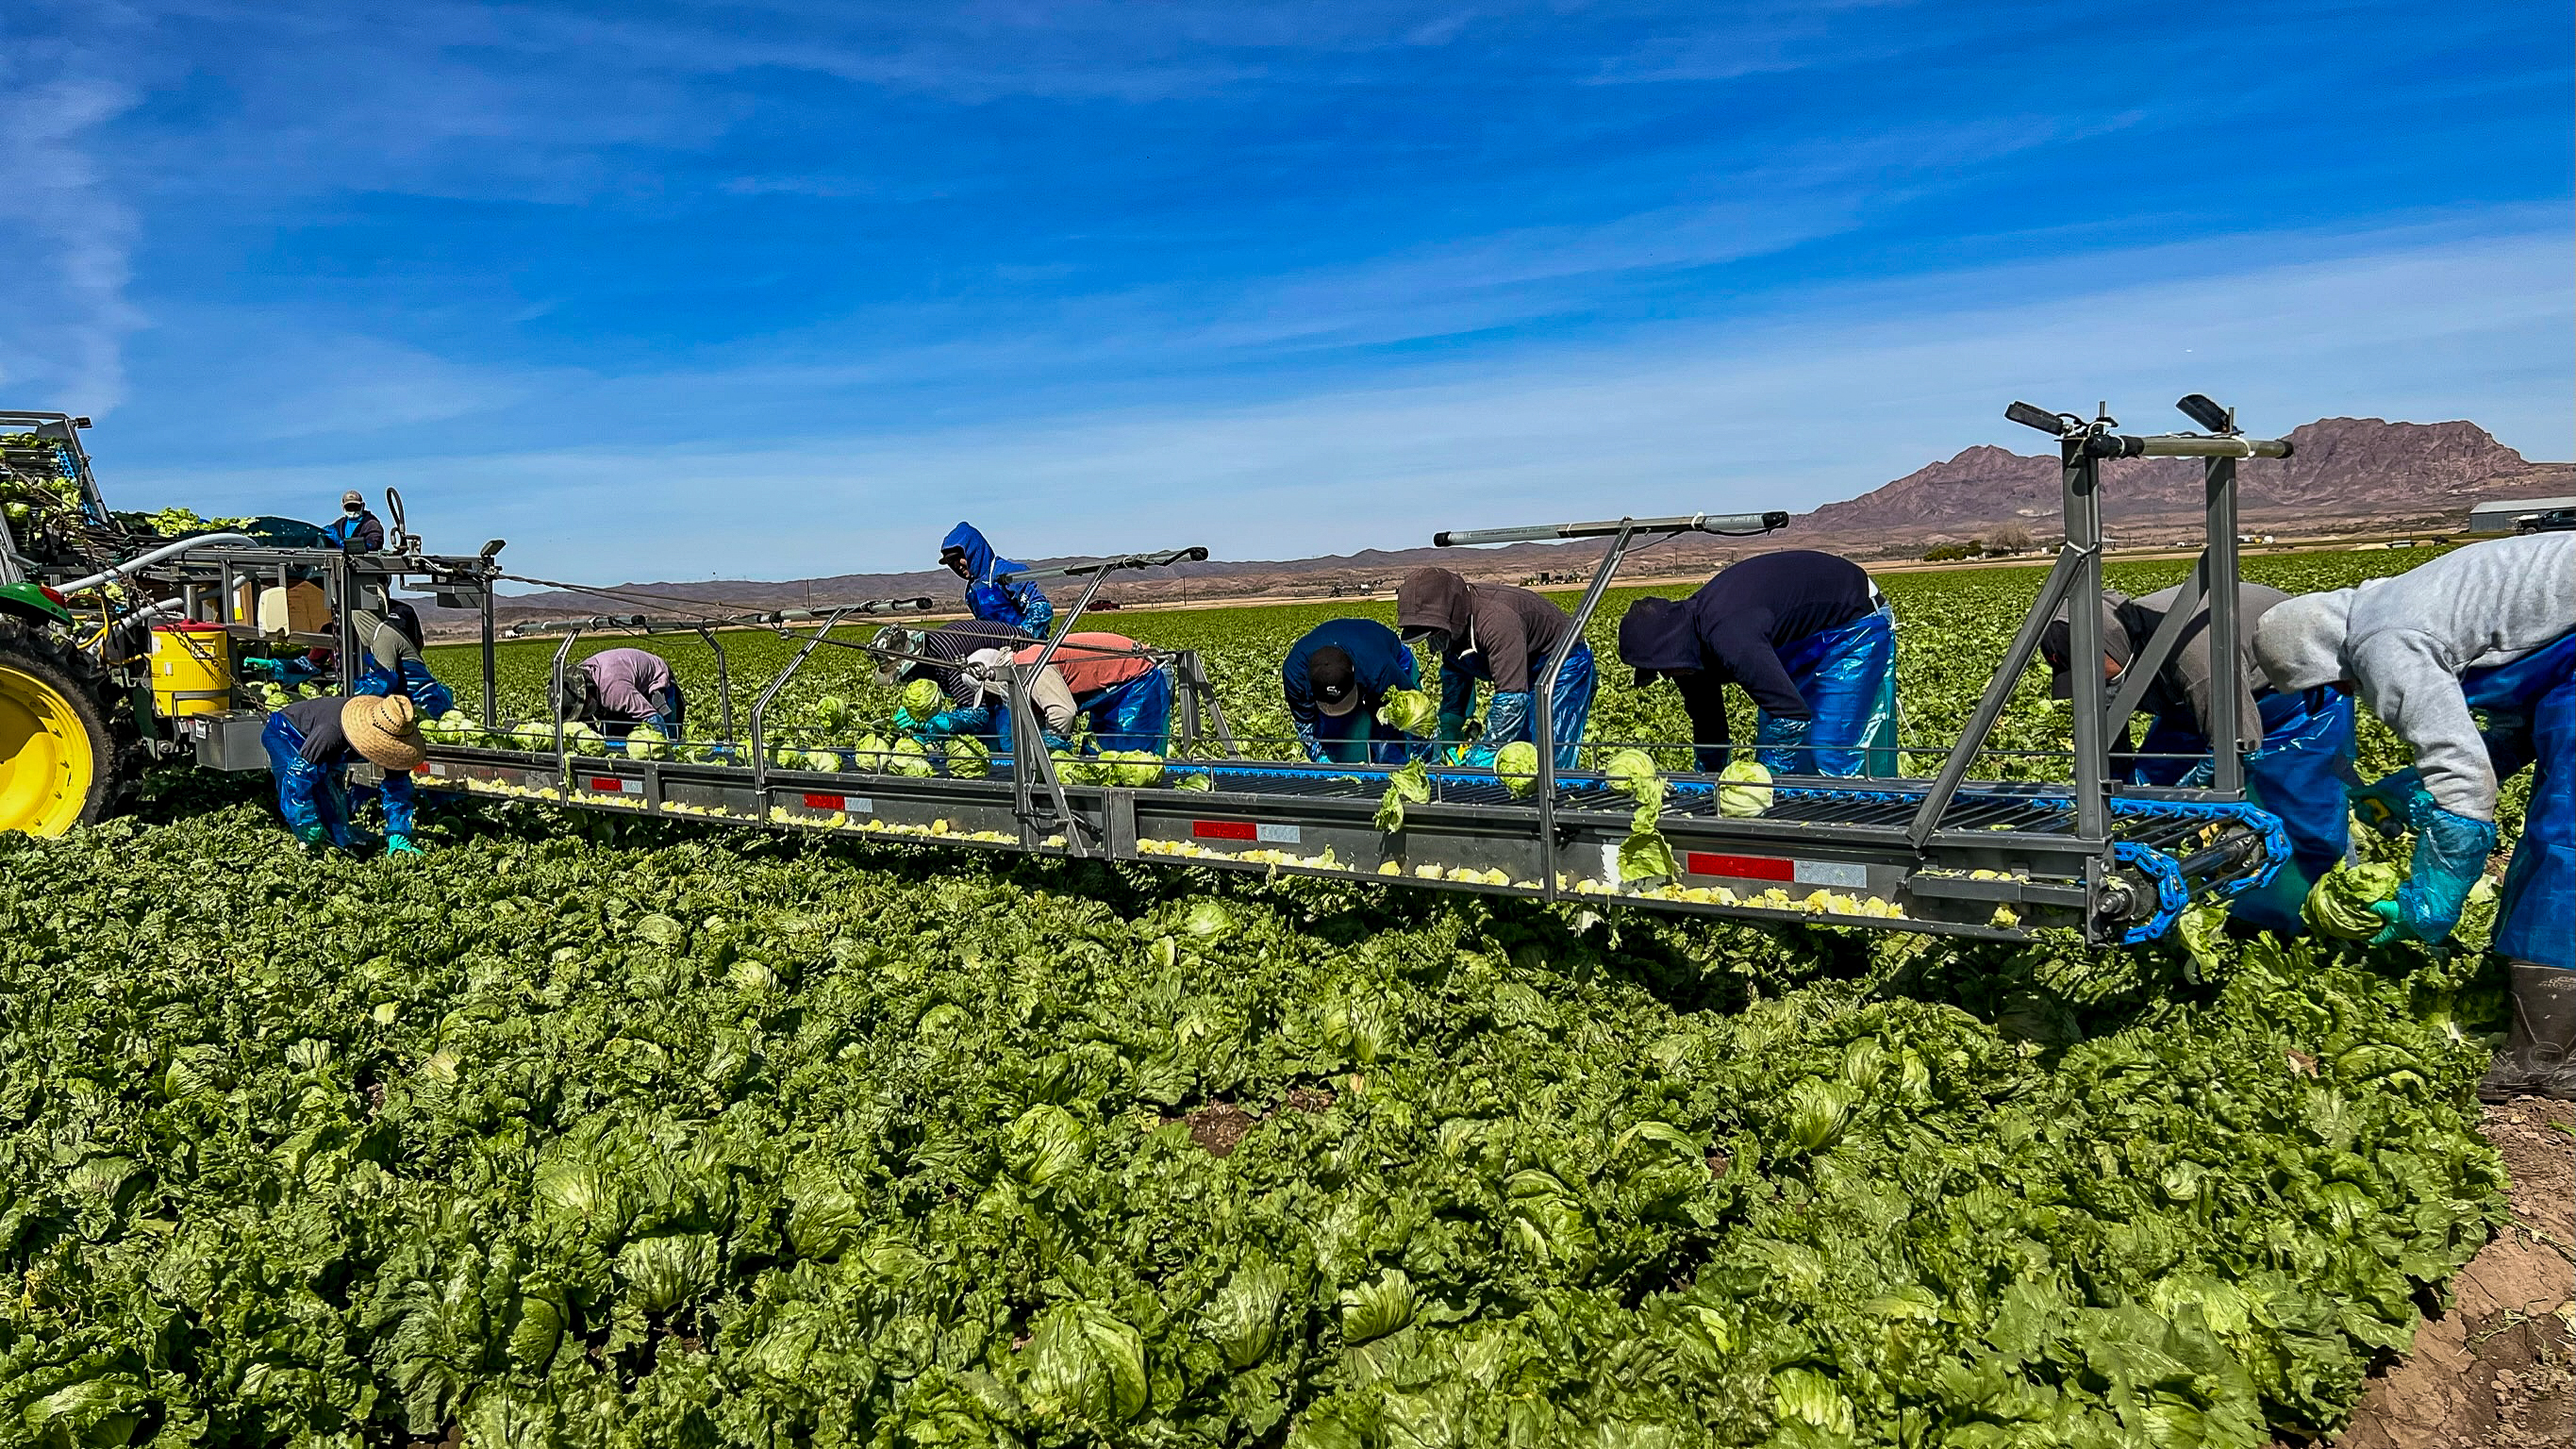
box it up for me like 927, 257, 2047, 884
2476, 961, 2576, 1103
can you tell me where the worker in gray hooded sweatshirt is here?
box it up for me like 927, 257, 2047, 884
2255, 531, 2576, 1102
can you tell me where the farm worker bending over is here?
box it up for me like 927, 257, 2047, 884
1616, 551, 1898, 777
2043, 583, 2354, 936
939, 523, 1055, 639
1395, 568, 1594, 769
262, 693, 424, 856
958, 633, 1176, 756
347, 588, 455, 719
2256, 532, 2576, 1102
551, 647, 685, 740
876, 619, 1033, 750
1282, 619, 1431, 766
324, 490, 383, 551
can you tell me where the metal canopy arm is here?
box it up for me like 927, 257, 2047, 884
994, 546, 1207, 583
1434, 511, 1787, 547
502, 598, 931, 638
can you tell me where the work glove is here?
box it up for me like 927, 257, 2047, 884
291, 821, 328, 848
386, 833, 422, 857
2369, 796, 2499, 947
892, 706, 935, 738
2349, 767, 2428, 840
1753, 713, 1814, 774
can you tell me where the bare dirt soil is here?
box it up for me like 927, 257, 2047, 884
2331, 1098, 2575, 1449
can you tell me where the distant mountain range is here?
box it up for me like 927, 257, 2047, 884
430, 417, 2571, 632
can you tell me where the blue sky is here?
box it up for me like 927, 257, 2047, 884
4, 1, 2568, 585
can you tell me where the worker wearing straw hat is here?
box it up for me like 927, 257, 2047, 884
259, 693, 427, 855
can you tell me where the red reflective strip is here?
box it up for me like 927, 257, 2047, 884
1192, 819, 1258, 841
1686, 851, 1794, 882
802, 792, 842, 809
589, 776, 623, 791
411, 763, 430, 774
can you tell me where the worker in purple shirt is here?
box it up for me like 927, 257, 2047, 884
551, 647, 685, 739
1618, 550, 1901, 776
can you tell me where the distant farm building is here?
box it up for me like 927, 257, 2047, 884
2466, 496, 2576, 534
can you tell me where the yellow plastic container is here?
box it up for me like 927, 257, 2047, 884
151, 623, 234, 718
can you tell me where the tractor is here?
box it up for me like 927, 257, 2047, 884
0, 410, 504, 835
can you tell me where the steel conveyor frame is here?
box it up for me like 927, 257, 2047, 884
45, 396, 2289, 943
390, 397, 2295, 944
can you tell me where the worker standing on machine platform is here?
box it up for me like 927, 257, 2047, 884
2042, 583, 2353, 936
1615, 551, 1899, 777
1395, 568, 1594, 769
324, 491, 384, 551
262, 692, 424, 856
877, 619, 1032, 750
1282, 618, 1430, 765
551, 646, 685, 740
953, 632, 1175, 756
2256, 532, 2576, 1102
940, 523, 1055, 639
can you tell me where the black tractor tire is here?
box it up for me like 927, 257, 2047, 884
0, 613, 141, 836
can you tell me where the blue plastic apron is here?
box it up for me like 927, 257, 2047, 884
1763, 604, 1900, 777
2134, 686, 2356, 935
2463, 629, 2575, 970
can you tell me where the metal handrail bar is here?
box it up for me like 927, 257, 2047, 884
747, 608, 854, 791
993, 546, 1209, 583
1434, 511, 1788, 547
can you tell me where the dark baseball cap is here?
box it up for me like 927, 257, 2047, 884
1308, 646, 1361, 716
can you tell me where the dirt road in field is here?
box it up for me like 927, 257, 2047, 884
2330, 1098, 2575, 1448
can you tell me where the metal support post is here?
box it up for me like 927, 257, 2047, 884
693, 624, 736, 741
546, 631, 581, 779
480, 589, 499, 729
2199, 406, 2246, 794
1532, 522, 1637, 899
747, 608, 852, 791
2064, 431, 2111, 847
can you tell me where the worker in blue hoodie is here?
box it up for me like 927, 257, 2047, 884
939, 523, 1055, 639
1616, 550, 1900, 776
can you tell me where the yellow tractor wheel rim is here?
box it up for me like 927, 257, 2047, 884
0, 661, 96, 837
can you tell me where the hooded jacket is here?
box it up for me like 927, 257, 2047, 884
2255, 532, 2576, 818
942, 523, 1055, 637
1618, 551, 1878, 721
1394, 569, 1575, 694
2047, 583, 2285, 754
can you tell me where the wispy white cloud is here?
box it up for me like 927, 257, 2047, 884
118, 223, 2571, 584
0, 73, 144, 412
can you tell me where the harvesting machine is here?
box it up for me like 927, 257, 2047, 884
3, 397, 2298, 945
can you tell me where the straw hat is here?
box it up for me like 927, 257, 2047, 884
341, 694, 426, 773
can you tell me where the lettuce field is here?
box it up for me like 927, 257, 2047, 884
0, 550, 2531, 1448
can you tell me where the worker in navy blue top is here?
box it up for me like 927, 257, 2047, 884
1617, 550, 1900, 776
939, 523, 1055, 639
323, 490, 384, 550
1282, 619, 1430, 765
